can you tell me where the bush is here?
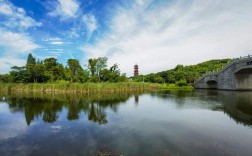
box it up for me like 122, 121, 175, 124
175, 79, 188, 87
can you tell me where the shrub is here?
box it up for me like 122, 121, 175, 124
175, 79, 188, 87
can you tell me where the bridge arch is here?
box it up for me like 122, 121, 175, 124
233, 65, 252, 74
233, 66, 252, 90
206, 80, 218, 89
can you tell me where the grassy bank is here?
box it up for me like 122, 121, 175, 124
159, 83, 194, 90
0, 82, 159, 94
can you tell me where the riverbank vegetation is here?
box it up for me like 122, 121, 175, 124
0, 82, 158, 93
0, 53, 231, 91
133, 59, 231, 86
0, 53, 128, 83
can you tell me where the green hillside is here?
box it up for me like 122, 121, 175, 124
133, 59, 232, 84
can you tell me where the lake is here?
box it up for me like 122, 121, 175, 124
0, 90, 252, 156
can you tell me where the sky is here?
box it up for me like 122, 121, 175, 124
0, 0, 252, 76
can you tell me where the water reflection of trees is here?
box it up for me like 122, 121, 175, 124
151, 90, 252, 127
0, 92, 141, 125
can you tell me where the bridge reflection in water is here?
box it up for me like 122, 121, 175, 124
211, 91, 252, 126
152, 90, 252, 127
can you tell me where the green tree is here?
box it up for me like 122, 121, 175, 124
154, 76, 164, 83
67, 59, 82, 82
100, 69, 111, 82
54, 64, 66, 81
77, 68, 89, 83
0, 74, 13, 83
88, 58, 98, 76
96, 57, 108, 81
110, 63, 120, 74
10, 66, 28, 83
88, 57, 108, 81
118, 73, 128, 82
44, 58, 60, 81
26, 53, 36, 82
44, 58, 57, 69
99, 63, 124, 82
33, 63, 45, 82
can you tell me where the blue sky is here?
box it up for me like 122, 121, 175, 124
0, 0, 252, 76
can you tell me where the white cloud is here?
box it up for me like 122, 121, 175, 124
0, 1, 40, 74
48, 0, 79, 20
66, 13, 98, 39
48, 37, 62, 41
0, 30, 39, 73
0, 1, 12, 15
47, 38, 72, 45
46, 0, 98, 39
48, 51, 63, 55
82, 13, 98, 39
50, 41, 64, 45
0, 0, 42, 29
0, 30, 39, 54
0, 57, 26, 74
68, 27, 80, 38
81, 0, 252, 76
0, 104, 28, 140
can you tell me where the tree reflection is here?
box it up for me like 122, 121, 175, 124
43, 111, 58, 123
134, 95, 139, 105
0, 92, 137, 125
88, 103, 107, 125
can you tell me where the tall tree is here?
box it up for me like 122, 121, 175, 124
26, 53, 36, 65
110, 63, 120, 74
26, 53, 36, 82
67, 59, 81, 82
96, 57, 108, 80
44, 58, 58, 81
33, 63, 45, 82
44, 58, 57, 70
88, 58, 98, 76
54, 64, 66, 81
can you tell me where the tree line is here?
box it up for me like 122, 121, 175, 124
0, 53, 231, 84
133, 59, 231, 86
0, 53, 127, 83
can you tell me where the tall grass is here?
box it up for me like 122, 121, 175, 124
0, 82, 159, 94
159, 83, 193, 90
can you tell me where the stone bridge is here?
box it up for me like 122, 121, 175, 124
194, 55, 252, 90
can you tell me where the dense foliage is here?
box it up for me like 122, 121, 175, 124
133, 59, 232, 85
0, 53, 231, 85
0, 53, 127, 83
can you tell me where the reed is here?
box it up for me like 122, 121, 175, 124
0, 82, 159, 94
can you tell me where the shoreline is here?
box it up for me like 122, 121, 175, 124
0, 82, 159, 94
0, 82, 193, 94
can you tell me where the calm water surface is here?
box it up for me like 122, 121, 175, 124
0, 90, 252, 156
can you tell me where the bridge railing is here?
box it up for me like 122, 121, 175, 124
194, 61, 232, 85
236, 54, 252, 60
194, 54, 252, 86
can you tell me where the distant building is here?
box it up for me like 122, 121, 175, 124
134, 64, 139, 77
